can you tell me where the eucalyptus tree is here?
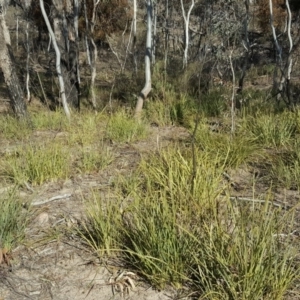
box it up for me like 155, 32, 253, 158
40, 0, 71, 119
237, 0, 251, 94
180, 0, 195, 69
0, 0, 28, 118
135, 0, 153, 116
274, 0, 299, 107
48, 0, 80, 110
83, 0, 102, 109
264, 0, 300, 107
132, 0, 137, 73
20, 0, 80, 111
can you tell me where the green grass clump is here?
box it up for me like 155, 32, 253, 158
0, 115, 32, 140
82, 147, 225, 287
145, 94, 196, 127
81, 146, 299, 296
189, 201, 298, 300
241, 111, 297, 148
194, 122, 260, 168
199, 88, 229, 117
266, 141, 300, 190
79, 192, 122, 256
75, 144, 114, 173
67, 112, 106, 146
31, 110, 69, 131
120, 148, 225, 288
122, 196, 195, 288
106, 111, 148, 143
0, 189, 30, 252
1, 143, 70, 185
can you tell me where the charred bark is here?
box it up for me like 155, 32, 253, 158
0, 12, 28, 119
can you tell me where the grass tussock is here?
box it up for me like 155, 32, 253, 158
75, 144, 114, 174
106, 110, 148, 142
81, 146, 299, 296
195, 122, 260, 168
189, 201, 298, 300
265, 140, 300, 190
31, 110, 69, 131
0, 188, 30, 252
241, 111, 297, 148
79, 192, 122, 257
0, 115, 32, 140
67, 112, 106, 146
1, 143, 70, 185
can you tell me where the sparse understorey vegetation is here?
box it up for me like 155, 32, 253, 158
1, 80, 300, 299
1, 0, 300, 298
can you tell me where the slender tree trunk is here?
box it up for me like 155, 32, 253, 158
135, 0, 153, 117
40, 0, 71, 119
269, 0, 282, 62
181, 0, 195, 69
49, 0, 79, 110
0, 9, 28, 119
152, 1, 157, 65
74, 0, 81, 91
89, 38, 98, 109
282, 0, 293, 106
83, 0, 99, 109
229, 51, 236, 135
164, 0, 169, 76
25, 17, 31, 102
132, 0, 137, 75
269, 0, 294, 106
237, 0, 250, 96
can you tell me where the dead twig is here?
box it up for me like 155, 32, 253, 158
32, 194, 72, 206
85, 270, 137, 299
229, 196, 293, 210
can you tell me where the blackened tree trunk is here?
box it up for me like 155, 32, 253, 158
0, 6, 28, 118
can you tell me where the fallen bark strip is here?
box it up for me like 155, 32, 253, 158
32, 194, 72, 206
229, 196, 293, 210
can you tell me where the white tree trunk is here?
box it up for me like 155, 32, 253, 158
83, 0, 99, 109
229, 51, 236, 135
180, 0, 195, 69
284, 0, 293, 106
152, 2, 157, 65
269, 0, 282, 62
40, 0, 71, 119
25, 19, 30, 102
135, 0, 152, 117
164, 0, 169, 75
74, 0, 80, 86
237, 0, 250, 94
286, 0, 293, 53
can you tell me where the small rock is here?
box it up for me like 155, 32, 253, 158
36, 212, 49, 225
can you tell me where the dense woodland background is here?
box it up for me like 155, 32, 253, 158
0, 0, 300, 117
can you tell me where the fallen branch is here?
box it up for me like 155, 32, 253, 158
229, 196, 292, 210
32, 193, 72, 206
23, 181, 34, 193
273, 230, 298, 239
